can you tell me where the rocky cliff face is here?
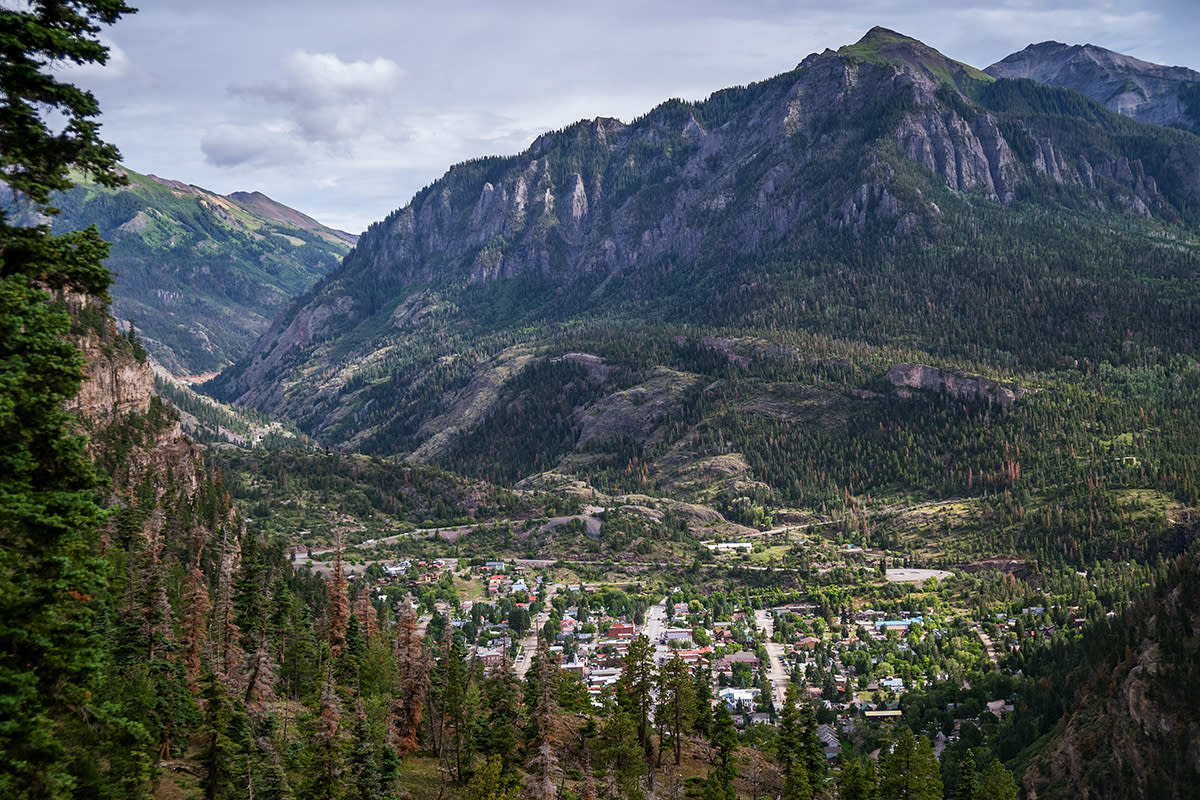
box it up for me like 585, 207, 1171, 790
885, 363, 1026, 409
68, 295, 202, 531
986, 41, 1200, 133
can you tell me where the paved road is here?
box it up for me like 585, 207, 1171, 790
971, 622, 1001, 671
514, 582, 557, 679
643, 598, 672, 664
755, 609, 789, 711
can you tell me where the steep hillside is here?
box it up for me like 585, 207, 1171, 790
207, 28, 1200, 565
1015, 549, 1200, 799
36, 168, 355, 376
987, 41, 1200, 133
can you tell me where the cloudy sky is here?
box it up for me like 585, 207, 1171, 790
68, 0, 1200, 234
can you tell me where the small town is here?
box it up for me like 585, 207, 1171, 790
332, 541, 1080, 768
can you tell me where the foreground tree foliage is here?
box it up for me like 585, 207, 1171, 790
0, 1, 132, 796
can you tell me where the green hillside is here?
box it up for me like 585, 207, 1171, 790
42, 168, 355, 375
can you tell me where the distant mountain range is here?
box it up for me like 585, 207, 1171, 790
35, 168, 355, 376
987, 41, 1200, 133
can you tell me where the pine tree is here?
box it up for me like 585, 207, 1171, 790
181, 562, 213, 689
429, 625, 468, 782
878, 727, 942, 800
211, 523, 244, 683
975, 759, 1018, 800
836, 757, 876, 800
958, 749, 978, 800
307, 672, 344, 800
525, 638, 563, 800
596, 708, 644, 800
464, 753, 520, 800
702, 703, 739, 800
616, 633, 656, 759
199, 669, 249, 800
692, 665, 714, 738
481, 656, 523, 776
389, 595, 429, 756
327, 535, 350, 657
0, 2, 133, 795
657, 654, 695, 766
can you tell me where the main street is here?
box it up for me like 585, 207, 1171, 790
514, 581, 557, 678
755, 609, 789, 711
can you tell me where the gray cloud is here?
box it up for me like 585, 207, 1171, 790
201, 123, 303, 168
232, 50, 403, 144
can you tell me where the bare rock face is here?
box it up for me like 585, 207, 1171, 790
68, 296, 200, 506
885, 363, 1026, 408
73, 332, 155, 420
572, 368, 704, 451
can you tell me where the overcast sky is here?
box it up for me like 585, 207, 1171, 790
66, 0, 1200, 234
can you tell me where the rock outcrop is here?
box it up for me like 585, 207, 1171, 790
69, 296, 202, 521
885, 363, 1026, 409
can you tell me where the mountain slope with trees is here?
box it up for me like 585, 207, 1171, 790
206, 28, 1200, 570
22, 167, 355, 376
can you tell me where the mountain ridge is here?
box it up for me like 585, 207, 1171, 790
200, 31, 1200, 574
34, 167, 356, 376
210, 27, 1200, 430
986, 40, 1200, 133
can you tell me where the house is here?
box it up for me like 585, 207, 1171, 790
705, 542, 753, 553
817, 724, 841, 760
661, 628, 693, 645
875, 616, 923, 633
986, 699, 1013, 717
718, 687, 760, 712
713, 628, 735, 645
607, 622, 635, 639
560, 660, 587, 679
714, 650, 761, 674
670, 647, 712, 668
475, 648, 505, 669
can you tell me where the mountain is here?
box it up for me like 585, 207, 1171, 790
33, 168, 355, 377
986, 41, 1200, 133
207, 28, 1200, 564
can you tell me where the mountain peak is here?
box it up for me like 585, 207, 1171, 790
986, 41, 1200, 132
837, 26, 992, 87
